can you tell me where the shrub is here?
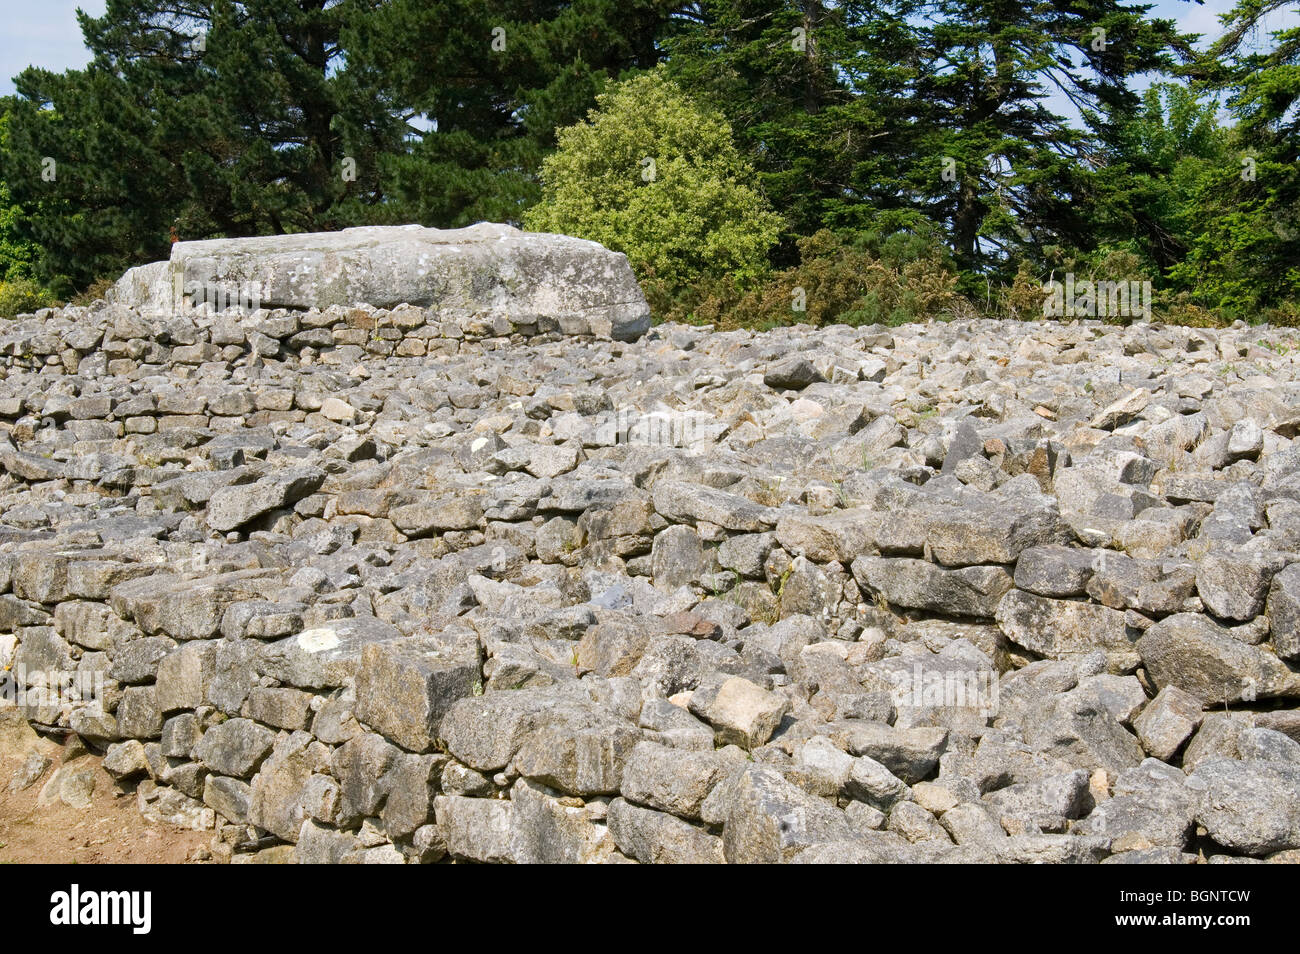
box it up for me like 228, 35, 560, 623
657, 228, 967, 329
524, 68, 784, 296
0, 277, 56, 318
997, 262, 1048, 321
1157, 291, 1227, 328
71, 276, 117, 308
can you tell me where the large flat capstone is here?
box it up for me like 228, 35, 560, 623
110, 223, 651, 341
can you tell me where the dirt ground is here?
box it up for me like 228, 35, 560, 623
0, 714, 211, 864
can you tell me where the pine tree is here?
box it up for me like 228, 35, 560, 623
662, 1, 919, 262
345, 0, 678, 227
1166, 0, 1300, 313
663, 0, 1185, 279
1, 0, 400, 292
1, 0, 684, 291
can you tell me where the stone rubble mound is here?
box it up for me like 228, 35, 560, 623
2, 256, 1300, 863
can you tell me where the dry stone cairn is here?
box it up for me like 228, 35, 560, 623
1, 223, 1299, 863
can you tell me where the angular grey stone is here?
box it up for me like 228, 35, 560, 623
607, 797, 724, 863
1132, 686, 1203, 761
984, 769, 1091, 832
513, 704, 641, 796
257, 617, 406, 690
774, 508, 892, 564
209, 638, 259, 716
103, 739, 150, 781
822, 721, 948, 784
789, 734, 858, 798
921, 500, 1064, 567
110, 569, 284, 642
221, 600, 306, 641
788, 833, 922, 863
193, 718, 275, 778
380, 752, 443, 841
137, 782, 215, 831
1268, 563, 1300, 661
620, 741, 744, 820
1138, 612, 1300, 706
651, 480, 778, 532
390, 497, 485, 537
509, 778, 616, 864
203, 775, 252, 824
293, 820, 363, 864
1024, 688, 1144, 777
1239, 727, 1300, 764
206, 466, 325, 532
637, 698, 715, 751
1012, 545, 1096, 598
1252, 709, 1300, 744
1196, 549, 1284, 622
851, 556, 1013, 618
650, 525, 706, 589
887, 800, 951, 843
938, 802, 1007, 846
687, 677, 789, 750
108, 635, 175, 684
242, 686, 314, 731
1191, 757, 1300, 856
718, 532, 777, 578
439, 689, 561, 772
764, 356, 823, 390
1090, 388, 1149, 429
331, 731, 400, 826
250, 731, 335, 841
435, 795, 516, 863
1068, 674, 1147, 727
7, 749, 52, 792
995, 589, 1135, 660
118, 223, 650, 340
155, 640, 217, 713
116, 685, 163, 739
354, 637, 479, 752
996, 833, 1110, 864
719, 765, 856, 864
161, 712, 203, 759
1182, 713, 1251, 773
846, 755, 912, 810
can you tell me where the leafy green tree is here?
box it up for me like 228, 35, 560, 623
897, 0, 1187, 276
1164, 0, 1300, 314
663, 0, 1188, 280
1, 0, 402, 292
524, 68, 784, 293
0, 181, 33, 282
345, 0, 679, 227
0, 108, 40, 282
662, 1, 920, 261
2, 66, 187, 295
1, 0, 686, 289
1084, 84, 1232, 278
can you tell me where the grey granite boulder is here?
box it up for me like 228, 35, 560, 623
111, 223, 651, 341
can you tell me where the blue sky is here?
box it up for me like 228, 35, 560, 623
0, 0, 1295, 99
0, 0, 107, 95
